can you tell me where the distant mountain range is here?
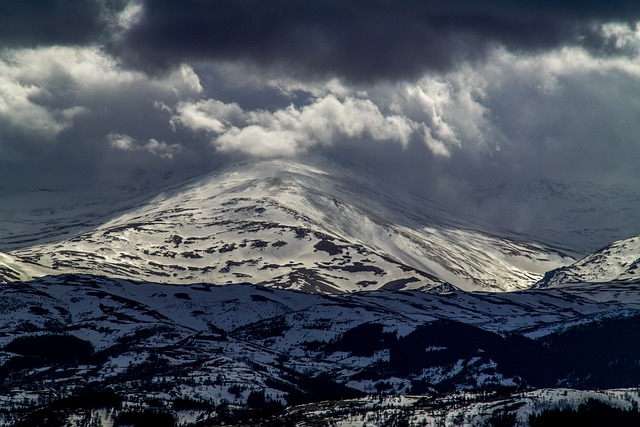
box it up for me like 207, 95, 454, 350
455, 178, 640, 255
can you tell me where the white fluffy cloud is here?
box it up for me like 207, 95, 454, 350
0, 46, 201, 143
175, 99, 243, 134
0, 53, 85, 140
176, 94, 417, 157
169, 36, 640, 171
107, 132, 181, 158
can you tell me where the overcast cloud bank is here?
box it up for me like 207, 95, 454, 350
0, 1, 639, 247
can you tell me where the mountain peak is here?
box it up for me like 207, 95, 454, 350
3, 156, 573, 292
534, 235, 640, 288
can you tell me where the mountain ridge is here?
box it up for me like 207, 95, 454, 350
1, 273, 640, 426
535, 235, 640, 288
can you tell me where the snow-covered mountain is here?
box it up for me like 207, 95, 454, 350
3, 156, 573, 292
284, 389, 640, 426
535, 235, 640, 288
1, 156, 640, 425
0, 184, 164, 252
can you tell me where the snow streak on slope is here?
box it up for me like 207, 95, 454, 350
6, 157, 572, 292
535, 235, 640, 288
0, 252, 52, 283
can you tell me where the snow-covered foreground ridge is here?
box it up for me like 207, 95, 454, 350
1, 156, 581, 292
286, 388, 640, 426
2, 274, 640, 425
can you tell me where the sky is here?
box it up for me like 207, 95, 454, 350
1, 0, 640, 233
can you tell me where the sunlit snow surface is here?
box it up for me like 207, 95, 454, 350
536, 235, 640, 287
1, 157, 576, 292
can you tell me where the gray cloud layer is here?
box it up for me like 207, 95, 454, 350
113, 0, 640, 80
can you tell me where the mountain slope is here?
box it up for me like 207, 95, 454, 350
0, 251, 52, 283
535, 235, 640, 288
6, 157, 572, 292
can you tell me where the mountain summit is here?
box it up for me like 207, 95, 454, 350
4, 156, 572, 292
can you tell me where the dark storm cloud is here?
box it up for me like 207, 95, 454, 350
0, 0, 127, 47
114, 0, 640, 80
